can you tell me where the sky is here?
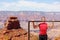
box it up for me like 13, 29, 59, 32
0, 0, 60, 11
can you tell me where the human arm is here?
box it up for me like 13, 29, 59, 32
32, 21, 39, 29
48, 22, 54, 29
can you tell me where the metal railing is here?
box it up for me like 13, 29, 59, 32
28, 21, 60, 40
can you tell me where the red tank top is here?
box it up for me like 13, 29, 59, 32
39, 22, 47, 35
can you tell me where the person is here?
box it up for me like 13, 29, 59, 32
32, 16, 54, 40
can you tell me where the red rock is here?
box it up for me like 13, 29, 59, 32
0, 16, 37, 40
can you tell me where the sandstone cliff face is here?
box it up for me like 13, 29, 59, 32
0, 17, 38, 40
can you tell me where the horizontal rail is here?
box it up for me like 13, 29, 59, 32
29, 21, 60, 22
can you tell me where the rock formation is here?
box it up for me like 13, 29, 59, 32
0, 16, 38, 40
4, 16, 21, 30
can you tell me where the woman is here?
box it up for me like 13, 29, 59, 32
32, 16, 53, 40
